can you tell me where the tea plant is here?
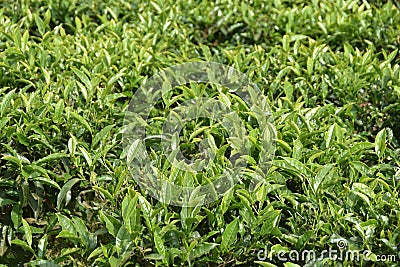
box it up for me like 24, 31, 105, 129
0, 0, 399, 266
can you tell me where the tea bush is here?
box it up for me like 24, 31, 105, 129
0, 0, 399, 266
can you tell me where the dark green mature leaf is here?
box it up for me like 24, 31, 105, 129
57, 178, 81, 210
260, 210, 281, 235
21, 219, 32, 247
37, 234, 47, 259
11, 204, 22, 229
56, 214, 76, 235
221, 218, 239, 251
33, 177, 61, 190
255, 261, 278, 267
92, 124, 114, 148
11, 239, 35, 255
191, 242, 218, 259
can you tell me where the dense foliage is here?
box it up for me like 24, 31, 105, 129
0, 0, 399, 266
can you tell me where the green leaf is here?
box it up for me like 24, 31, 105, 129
53, 99, 64, 123
121, 193, 139, 235
68, 134, 78, 157
352, 183, 375, 205
307, 57, 314, 75
126, 139, 141, 165
78, 146, 92, 167
93, 186, 114, 204
70, 111, 92, 133
11, 239, 35, 254
72, 217, 95, 249
254, 262, 278, 267
33, 177, 61, 190
282, 34, 289, 51
92, 124, 114, 148
260, 210, 281, 235
221, 218, 239, 251
351, 161, 373, 177
295, 230, 313, 250
375, 128, 386, 158
24, 164, 50, 179
273, 157, 311, 179
29, 260, 59, 267
35, 153, 68, 165
37, 234, 48, 259
338, 142, 374, 163
56, 230, 80, 241
0, 226, 8, 257
87, 246, 104, 260
0, 117, 10, 129
107, 73, 125, 86
21, 218, 32, 247
34, 14, 45, 35
284, 263, 301, 267
0, 89, 15, 117
154, 232, 166, 256
57, 178, 81, 209
11, 204, 22, 229
56, 214, 76, 234
310, 164, 335, 194
99, 210, 121, 238
115, 225, 132, 257
191, 242, 218, 259
325, 123, 336, 148
72, 67, 92, 91
2, 155, 22, 167
276, 139, 291, 154
144, 253, 166, 260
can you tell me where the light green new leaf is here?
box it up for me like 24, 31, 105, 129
310, 164, 335, 194
35, 153, 68, 165
154, 232, 166, 256
53, 99, 64, 123
0, 89, 15, 117
34, 14, 45, 35
72, 67, 92, 91
375, 128, 386, 158
325, 123, 336, 148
